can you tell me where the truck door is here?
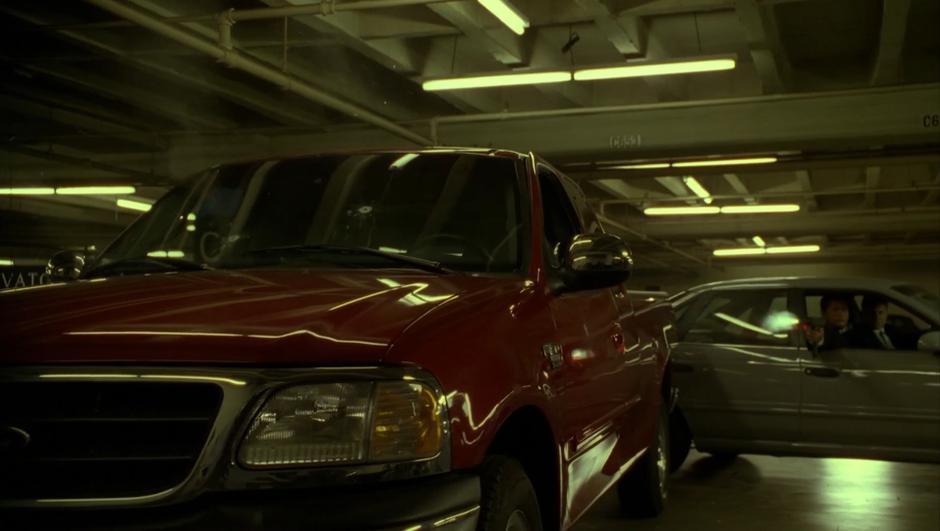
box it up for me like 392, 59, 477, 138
536, 166, 639, 525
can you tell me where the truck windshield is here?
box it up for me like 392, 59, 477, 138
96, 153, 526, 275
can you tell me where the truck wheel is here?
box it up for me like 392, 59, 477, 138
478, 456, 543, 531
618, 403, 668, 517
668, 408, 692, 473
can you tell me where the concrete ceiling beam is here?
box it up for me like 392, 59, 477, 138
871, 0, 912, 86
734, 0, 790, 93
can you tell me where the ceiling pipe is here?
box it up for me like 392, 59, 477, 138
223, 0, 454, 22
0, 144, 167, 183
84, 0, 430, 146
57, 1, 454, 28
597, 214, 715, 268
596, 184, 940, 206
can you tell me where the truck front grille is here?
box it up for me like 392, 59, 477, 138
0, 381, 223, 500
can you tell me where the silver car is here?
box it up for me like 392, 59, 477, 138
666, 277, 940, 468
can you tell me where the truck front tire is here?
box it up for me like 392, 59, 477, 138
668, 407, 692, 472
478, 456, 543, 531
617, 402, 669, 517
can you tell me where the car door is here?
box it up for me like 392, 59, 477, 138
798, 290, 940, 462
536, 166, 637, 524
673, 287, 802, 451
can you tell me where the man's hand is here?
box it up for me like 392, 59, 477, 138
803, 325, 824, 346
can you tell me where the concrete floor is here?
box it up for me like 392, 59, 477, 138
575, 450, 940, 531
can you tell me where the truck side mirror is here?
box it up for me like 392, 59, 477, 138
45, 250, 87, 282
561, 233, 633, 291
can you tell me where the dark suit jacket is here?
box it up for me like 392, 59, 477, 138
818, 325, 853, 351
850, 325, 905, 350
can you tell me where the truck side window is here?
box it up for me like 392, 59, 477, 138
557, 173, 601, 233
538, 168, 581, 269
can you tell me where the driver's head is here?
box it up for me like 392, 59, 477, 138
820, 295, 852, 329
861, 296, 888, 330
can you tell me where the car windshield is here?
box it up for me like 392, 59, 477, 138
95, 153, 526, 275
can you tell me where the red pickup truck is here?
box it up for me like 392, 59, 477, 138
0, 149, 676, 531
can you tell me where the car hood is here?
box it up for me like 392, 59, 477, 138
0, 269, 513, 365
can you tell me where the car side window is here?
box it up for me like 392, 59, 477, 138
675, 292, 708, 339
805, 291, 930, 352
684, 290, 793, 346
538, 167, 581, 269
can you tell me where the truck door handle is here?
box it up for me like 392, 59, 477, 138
804, 367, 839, 378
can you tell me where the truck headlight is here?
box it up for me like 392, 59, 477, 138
238, 381, 444, 468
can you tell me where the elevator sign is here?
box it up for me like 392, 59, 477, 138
609, 134, 642, 149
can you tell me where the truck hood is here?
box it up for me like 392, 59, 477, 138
0, 269, 511, 365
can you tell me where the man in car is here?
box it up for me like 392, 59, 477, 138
805, 294, 854, 351
851, 296, 903, 350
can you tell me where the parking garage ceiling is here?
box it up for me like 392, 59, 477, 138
1, 0, 938, 270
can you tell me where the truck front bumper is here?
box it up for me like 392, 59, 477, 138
0, 472, 480, 531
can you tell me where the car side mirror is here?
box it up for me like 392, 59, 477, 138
917, 330, 940, 353
561, 233, 633, 291
45, 250, 87, 282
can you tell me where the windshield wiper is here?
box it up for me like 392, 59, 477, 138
244, 244, 454, 274
84, 256, 212, 278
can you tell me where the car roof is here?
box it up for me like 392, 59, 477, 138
683, 276, 912, 293
674, 276, 940, 324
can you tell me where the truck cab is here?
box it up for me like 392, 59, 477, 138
0, 149, 675, 531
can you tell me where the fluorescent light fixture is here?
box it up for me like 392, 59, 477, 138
0, 187, 55, 195
766, 244, 820, 254
714, 244, 821, 257
146, 250, 185, 258
644, 206, 720, 216
682, 176, 712, 204
721, 204, 800, 214
673, 156, 778, 168
752, 236, 767, 247
574, 56, 735, 81
477, 0, 529, 35
714, 248, 767, 257
56, 186, 135, 195
423, 71, 570, 91
40, 373, 138, 379
389, 153, 419, 170
116, 198, 152, 212
0, 258, 13, 266
606, 163, 671, 170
